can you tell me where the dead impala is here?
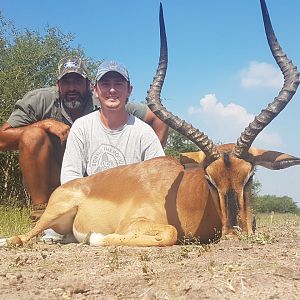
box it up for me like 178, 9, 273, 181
3, 0, 300, 247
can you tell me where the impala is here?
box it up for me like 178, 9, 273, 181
3, 0, 300, 247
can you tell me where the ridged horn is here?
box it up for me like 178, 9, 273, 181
233, 0, 299, 158
147, 3, 220, 163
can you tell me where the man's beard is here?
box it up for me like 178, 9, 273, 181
61, 92, 86, 110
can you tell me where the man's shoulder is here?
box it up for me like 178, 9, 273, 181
7, 86, 60, 127
23, 86, 58, 101
125, 102, 147, 120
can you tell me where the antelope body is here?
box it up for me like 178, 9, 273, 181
7, 143, 300, 247
11, 155, 220, 246
3, 0, 300, 247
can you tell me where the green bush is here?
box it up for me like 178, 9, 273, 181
252, 195, 298, 214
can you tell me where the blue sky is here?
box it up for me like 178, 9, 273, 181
1, 1, 300, 205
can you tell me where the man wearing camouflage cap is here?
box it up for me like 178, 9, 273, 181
0, 57, 168, 239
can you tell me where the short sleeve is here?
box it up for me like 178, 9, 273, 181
125, 102, 147, 120
7, 88, 56, 127
139, 123, 165, 160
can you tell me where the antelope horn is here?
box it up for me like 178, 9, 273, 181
147, 3, 220, 163
233, 0, 299, 158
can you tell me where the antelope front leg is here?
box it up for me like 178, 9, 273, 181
89, 220, 178, 247
6, 190, 79, 246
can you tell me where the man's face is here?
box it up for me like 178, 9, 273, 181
57, 73, 88, 110
94, 72, 132, 111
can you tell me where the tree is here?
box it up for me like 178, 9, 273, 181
0, 12, 99, 206
252, 195, 298, 213
164, 128, 199, 159
251, 176, 262, 199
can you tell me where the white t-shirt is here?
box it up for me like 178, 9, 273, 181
61, 111, 165, 184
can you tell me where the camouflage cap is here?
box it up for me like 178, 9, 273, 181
57, 57, 88, 80
96, 60, 130, 82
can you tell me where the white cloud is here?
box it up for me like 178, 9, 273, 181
188, 94, 253, 128
240, 61, 283, 89
188, 94, 282, 148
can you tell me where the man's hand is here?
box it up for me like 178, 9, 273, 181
37, 119, 70, 143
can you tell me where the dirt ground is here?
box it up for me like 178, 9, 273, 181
0, 224, 299, 300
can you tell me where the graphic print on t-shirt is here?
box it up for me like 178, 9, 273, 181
91, 144, 126, 173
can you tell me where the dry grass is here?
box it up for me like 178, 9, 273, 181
0, 206, 31, 238
256, 212, 300, 227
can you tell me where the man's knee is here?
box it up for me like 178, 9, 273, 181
19, 127, 52, 153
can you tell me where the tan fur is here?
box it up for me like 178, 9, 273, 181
6, 143, 299, 247
180, 151, 206, 164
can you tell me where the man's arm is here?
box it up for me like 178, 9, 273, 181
0, 119, 70, 151
143, 108, 169, 147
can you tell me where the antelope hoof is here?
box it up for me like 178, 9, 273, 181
9, 236, 24, 246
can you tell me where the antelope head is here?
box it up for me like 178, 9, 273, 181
147, 1, 300, 236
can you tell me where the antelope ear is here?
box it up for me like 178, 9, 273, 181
180, 151, 206, 164
248, 147, 300, 170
